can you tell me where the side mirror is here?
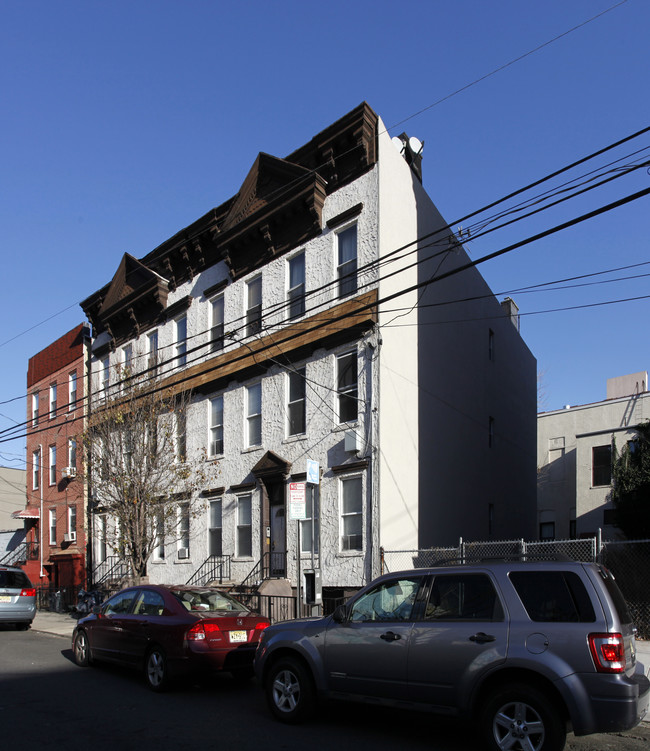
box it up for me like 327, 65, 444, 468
92, 605, 102, 615
332, 604, 348, 623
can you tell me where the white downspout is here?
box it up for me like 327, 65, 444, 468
39, 443, 44, 578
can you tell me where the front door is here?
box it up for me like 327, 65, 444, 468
270, 506, 286, 576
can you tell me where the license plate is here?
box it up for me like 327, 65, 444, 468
229, 630, 247, 643
0, 596, 11, 603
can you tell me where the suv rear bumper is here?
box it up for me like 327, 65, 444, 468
567, 671, 650, 735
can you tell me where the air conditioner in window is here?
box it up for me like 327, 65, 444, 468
63, 532, 77, 542
177, 548, 189, 560
62, 467, 77, 479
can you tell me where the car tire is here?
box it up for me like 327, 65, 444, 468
480, 682, 566, 751
15, 622, 31, 631
145, 646, 170, 692
73, 630, 92, 667
266, 657, 315, 724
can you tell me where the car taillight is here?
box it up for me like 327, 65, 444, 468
187, 622, 222, 641
20, 588, 36, 597
255, 621, 270, 631
589, 633, 625, 673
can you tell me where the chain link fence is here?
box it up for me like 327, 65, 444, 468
382, 536, 650, 637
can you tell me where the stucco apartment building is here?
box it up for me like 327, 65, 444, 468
81, 103, 536, 598
0, 466, 26, 560
21, 324, 90, 589
537, 371, 648, 540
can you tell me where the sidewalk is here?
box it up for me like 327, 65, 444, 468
32, 609, 79, 639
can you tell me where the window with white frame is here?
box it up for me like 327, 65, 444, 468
246, 383, 262, 447
337, 350, 358, 423
178, 503, 190, 558
148, 331, 159, 373
32, 449, 40, 490
340, 475, 362, 551
176, 315, 187, 367
68, 371, 78, 410
122, 344, 133, 373
287, 368, 306, 436
96, 514, 107, 563
211, 294, 225, 352
209, 396, 224, 456
49, 509, 57, 545
176, 411, 187, 462
300, 490, 319, 555
32, 392, 39, 426
49, 445, 57, 485
209, 499, 223, 557
337, 224, 358, 299
49, 383, 57, 419
100, 356, 110, 397
288, 252, 305, 319
68, 505, 77, 538
68, 438, 77, 468
153, 511, 165, 561
246, 276, 262, 336
237, 494, 252, 557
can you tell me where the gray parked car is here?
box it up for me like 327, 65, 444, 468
255, 560, 650, 751
0, 565, 36, 629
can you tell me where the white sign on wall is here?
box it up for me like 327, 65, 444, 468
289, 482, 307, 520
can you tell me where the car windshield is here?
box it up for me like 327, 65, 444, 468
170, 588, 249, 613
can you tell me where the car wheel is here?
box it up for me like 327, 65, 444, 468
73, 630, 91, 667
480, 683, 566, 751
145, 647, 170, 692
266, 657, 315, 724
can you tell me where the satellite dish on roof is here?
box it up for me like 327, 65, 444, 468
392, 136, 405, 154
409, 136, 423, 155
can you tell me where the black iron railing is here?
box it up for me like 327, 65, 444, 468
0, 541, 39, 566
186, 555, 231, 586
232, 551, 287, 593
91, 555, 131, 586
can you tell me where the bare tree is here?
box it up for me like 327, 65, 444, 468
84, 367, 215, 582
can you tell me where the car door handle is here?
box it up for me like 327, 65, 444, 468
469, 632, 496, 644
380, 631, 401, 642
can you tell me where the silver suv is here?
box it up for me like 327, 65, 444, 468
0, 565, 36, 629
255, 561, 650, 751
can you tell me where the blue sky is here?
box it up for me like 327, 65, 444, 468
1, 0, 648, 468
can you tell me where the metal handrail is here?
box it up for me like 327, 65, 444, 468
186, 555, 232, 586
231, 551, 287, 593
92, 555, 131, 586
0, 541, 39, 566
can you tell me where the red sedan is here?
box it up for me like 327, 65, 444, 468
72, 584, 269, 691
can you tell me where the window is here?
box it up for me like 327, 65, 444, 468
300, 490, 319, 555
100, 356, 110, 396
152, 512, 165, 561
209, 499, 223, 557
68, 371, 78, 410
288, 252, 305, 319
539, 521, 555, 540
337, 351, 358, 423
337, 224, 357, 298
176, 315, 187, 367
148, 331, 159, 373
49, 384, 57, 419
178, 503, 190, 558
49, 445, 57, 485
32, 449, 40, 490
122, 345, 133, 373
96, 514, 107, 563
425, 574, 503, 621
133, 589, 165, 617
237, 494, 252, 557
68, 438, 77, 468
211, 295, 225, 352
592, 445, 612, 486
287, 368, 306, 436
209, 396, 224, 456
509, 571, 596, 623
68, 505, 77, 536
49, 509, 56, 545
340, 476, 362, 551
246, 382, 262, 447
176, 411, 187, 462
103, 590, 137, 615
32, 393, 39, 426
246, 276, 262, 336
350, 577, 422, 622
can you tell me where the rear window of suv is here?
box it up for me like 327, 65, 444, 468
509, 570, 596, 622
0, 570, 32, 589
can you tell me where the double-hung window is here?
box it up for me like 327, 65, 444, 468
246, 383, 262, 447
340, 476, 362, 551
49, 509, 57, 546
176, 411, 187, 462
148, 331, 159, 373
300, 491, 319, 555
211, 295, 225, 352
68, 505, 77, 539
49, 384, 57, 420
337, 350, 358, 423
237, 494, 252, 557
32, 450, 40, 490
176, 316, 187, 367
287, 368, 306, 436
49, 445, 57, 486
100, 356, 110, 397
32, 393, 39, 426
178, 503, 190, 558
153, 512, 165, 561
246, 277, 262, 336
209, 499, 223, 557
68, 371, 78, 410
209, 396, 224, 456
337, 224, 357, 299
68, 438, 77, 469
288, 252, 305, 319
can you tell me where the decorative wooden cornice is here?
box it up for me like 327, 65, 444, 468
252, 450, 292, 479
